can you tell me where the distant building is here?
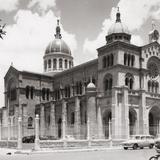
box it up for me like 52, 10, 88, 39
1, 9, 160, 140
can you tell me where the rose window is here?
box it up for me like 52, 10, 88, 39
148, 63, 159, 78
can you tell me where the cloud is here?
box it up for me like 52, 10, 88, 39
28, 0, 56, 12
0, 9, 77, 107
0, 0, 19, 12
83, 0, 160, 57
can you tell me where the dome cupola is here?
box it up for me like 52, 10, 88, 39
106, 8, 131, 44
43, 19, 73, 76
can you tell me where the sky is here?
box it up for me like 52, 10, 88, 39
0, 0, 160, 107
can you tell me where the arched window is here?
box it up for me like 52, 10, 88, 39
69, 61, 72, 68
53, 59, 57, 69
107, 56, 110, 67
128, 54, 131, 66
71, 112, 75, 125
155, 82, 159, 93
44, 60, 47, 71
109, 78, 112, 90
30, 86, 34, 99
125, 78, 129, 86
111, 54, 114, 66
105, 79, 108, 91
152, 82, 155, 93
125, 73, 134, 89
103, 56, 106, 68
65, 59, 68, 69
130, 79, 133, 90
26, 86, 30, 99
46, 89, 50, 101
28, 117, 33, 128
48, 59, 51, 68
59, 59, 63, 69
148, 81, 151, 92
42, 88, 46, 100
104, 74, 112, 93
131, 55, 135, 67
124, 53, 127, 65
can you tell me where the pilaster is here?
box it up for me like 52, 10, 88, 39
139, 90, 147, 134
121, 86, 129, 139
75, 96, 80, 139
111, 86, 119, 139
40, 103, 45, 136
50, 101, 56, 137
62, 99, 67, 140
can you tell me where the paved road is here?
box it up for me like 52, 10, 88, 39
0, 148, 157, 160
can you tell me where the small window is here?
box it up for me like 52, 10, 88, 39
28, 117, 33, 128
48, 59, 51, 68
59, 59, 63, 69
26, 86, 30, 99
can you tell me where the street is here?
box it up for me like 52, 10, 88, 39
0, 148, 157, 160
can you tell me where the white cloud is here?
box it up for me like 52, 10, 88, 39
28, 0, 56, 12
0, 9, 77, 107
131, 35, 144, 46
83, 0, 160, 57
0, 0, 19, 12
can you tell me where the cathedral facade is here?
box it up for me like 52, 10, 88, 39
1, 10, 160, 141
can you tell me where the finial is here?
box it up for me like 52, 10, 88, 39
90, 76, 92, 83
116, 7, 121, 23
55, 19, 62, 39
117, 6, 119, 12
57, 19, 59, 26
11, 62, 13, 66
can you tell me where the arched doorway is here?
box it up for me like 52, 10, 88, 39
129, 108, 137, 135
58, 118, 62, 139
103, 109, 112, 139
149, 106, 160, 136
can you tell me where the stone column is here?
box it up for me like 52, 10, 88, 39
121, 86, 129, 139
86, 83, 97, 139
50, 102, 56, 137
111, 87, 119, 139
70, 85, 73, 97
17, 117, 22, 150
7, 117, 11, 141
62, 100, 67, 140
139, 90, 147, 134
10, 117, 13, 140
34, 115, 40, 150
40, 103, 45, 136
75, 96, 80, 139
97, 105, 103, 139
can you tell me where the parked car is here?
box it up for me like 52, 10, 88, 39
22, 135, 58, 143
121, 135, 155, 150
22, 135, 35, 143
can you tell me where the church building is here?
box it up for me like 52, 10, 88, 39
1, 9, 160, 141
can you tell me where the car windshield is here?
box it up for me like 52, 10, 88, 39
130, 136, 141, 140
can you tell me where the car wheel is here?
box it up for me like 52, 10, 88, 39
133, 144, 138, 150
149, 144, 154, 149
140, 147, 143, 149
124, 147, 128, 150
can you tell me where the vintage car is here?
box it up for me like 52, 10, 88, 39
121, 135, 155, 150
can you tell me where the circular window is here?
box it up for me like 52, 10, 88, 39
148, 63, 159, 78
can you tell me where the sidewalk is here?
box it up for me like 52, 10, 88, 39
0, 146, 122, 155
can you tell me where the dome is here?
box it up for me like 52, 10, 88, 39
108, 9, 130, 35
108, 22, 130, 35
45, 39, 71, 55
